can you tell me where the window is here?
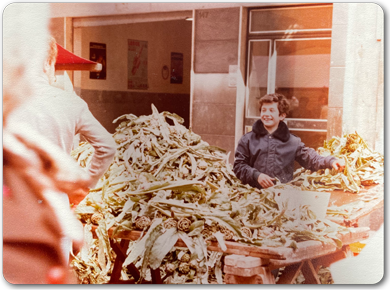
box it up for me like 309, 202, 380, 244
249, 5, 333, 33
274, 38, 331, 119
247, 40, 271, 117
245, 4, 333, 149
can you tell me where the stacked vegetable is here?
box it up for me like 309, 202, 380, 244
71, 105, 352, 284
291, 132, 383, 193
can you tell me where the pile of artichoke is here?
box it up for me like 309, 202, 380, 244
71, 105, 354, 284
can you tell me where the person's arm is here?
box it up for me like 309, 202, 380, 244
76, 103, 116, 188
295, 142, 344, 172
233, 135, 262, 188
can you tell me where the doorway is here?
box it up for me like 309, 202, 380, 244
72, 12, 193, 132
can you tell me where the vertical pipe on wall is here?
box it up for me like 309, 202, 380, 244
189, 9, 196, 130
234, 6, 248, 148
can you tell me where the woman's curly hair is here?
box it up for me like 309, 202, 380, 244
258, 93, 290, 116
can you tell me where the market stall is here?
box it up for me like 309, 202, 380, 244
87, 224, 369, 284
71, 105, 383, 285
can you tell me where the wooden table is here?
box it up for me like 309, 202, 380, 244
85, 185, 382, 284
326, 184, 384, 231
91, 225, 369, 284
224, 227, 369, 284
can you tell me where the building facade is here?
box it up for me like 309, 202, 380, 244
49, 3, 384, 163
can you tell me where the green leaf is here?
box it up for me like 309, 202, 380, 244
149, 228, 179, 270
123, 218, 162, 267
215, 260, 223, 284
187, 226, 204, 237
178, 232, 196, 254
74, 205, 96, 215
126, 180, 205, 196
187, 220, 205, 237
213, 231, 227, 252
203, 213, 242, 237
187, 153, 197, 176
113, 198, 135, 224
140, 225, 164, 276
193, 236, 208, 262
163, 111, 185, 124
207, 191, 229, 205
95, 222, 112, 273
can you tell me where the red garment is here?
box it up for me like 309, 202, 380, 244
2, 129, 89, 284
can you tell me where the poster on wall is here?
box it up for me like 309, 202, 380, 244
170, 52, 183, 84
128, 39, 148, 90
89, 42, 106, 79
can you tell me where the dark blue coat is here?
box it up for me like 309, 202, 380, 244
233, 120, 336, 189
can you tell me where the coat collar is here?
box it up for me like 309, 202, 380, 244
252, 119, 290, 142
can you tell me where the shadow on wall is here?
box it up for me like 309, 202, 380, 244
76, 88, 190, 133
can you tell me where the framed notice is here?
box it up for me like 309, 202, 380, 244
89, 42, 106, 79
170, 52, 183, 84
128, 39, 148, 90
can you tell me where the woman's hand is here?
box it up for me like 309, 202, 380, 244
257, 173, 275, 188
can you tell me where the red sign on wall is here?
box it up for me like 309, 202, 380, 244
128, 39, 148, 90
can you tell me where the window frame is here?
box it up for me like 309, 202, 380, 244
248, 4, 333, 35
245, 4, 333, 133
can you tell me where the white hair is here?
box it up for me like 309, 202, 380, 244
3, 3, 50, 120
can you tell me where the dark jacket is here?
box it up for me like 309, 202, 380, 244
233, 120, 336, 189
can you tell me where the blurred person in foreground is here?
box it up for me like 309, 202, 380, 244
7, 34, 116, 267
3, 3, 115, 284
6, 34, 117, 265
3, 3, 89, 284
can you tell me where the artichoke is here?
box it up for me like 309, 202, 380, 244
135, 216, 151, 230
163, 218, 177, 229
177, 217, 192, 232
201, 228, 214, 241
241, 227, 252, 238
179, 262, 190, 274
180, 253, 191, 263
91, 213, 104, 225
220, 226, 234, 241
189, 260, 198, 269
165, 263, 176, 273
